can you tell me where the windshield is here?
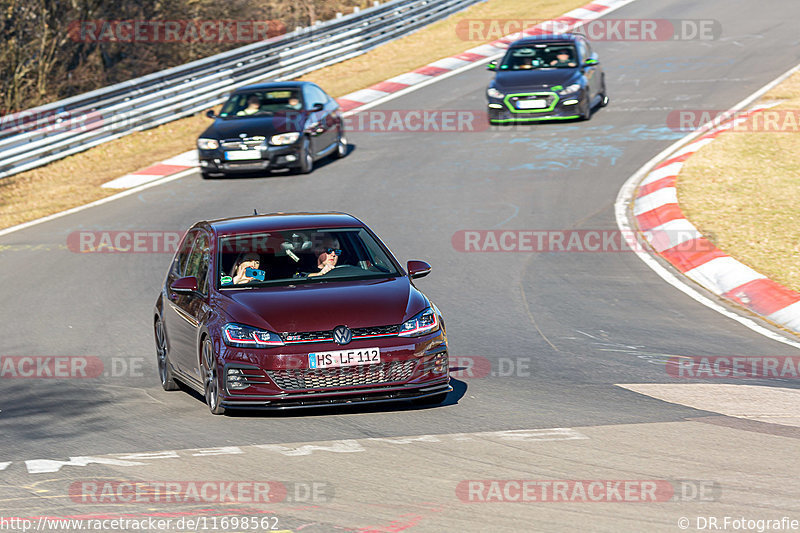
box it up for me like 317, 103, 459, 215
217, 228, 402, 288
500, 44, 578, 70
219, 89, 303, 118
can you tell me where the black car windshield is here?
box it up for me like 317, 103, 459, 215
500, 44, 578, 70
218, 89, 303, 118
218, 228, 402, 288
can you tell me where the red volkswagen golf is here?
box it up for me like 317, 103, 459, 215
154, 212, 451, 414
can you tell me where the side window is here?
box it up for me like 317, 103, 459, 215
172, 230, 197, 278
307, 85, 329, 107
583, 39, 594, 58
577, 41, 588, 63
185, 232, 211, 295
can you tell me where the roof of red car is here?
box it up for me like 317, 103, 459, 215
205, 212, 364, 236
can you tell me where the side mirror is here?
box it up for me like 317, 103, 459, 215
206, 109, 217, 118
311, 102, 324, 112
407, 260, 431, 279
486, 60, 498, 71
170, 276, 199, 293
584, 58, 598, 66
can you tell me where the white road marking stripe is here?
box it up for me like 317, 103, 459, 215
9, 427, 589, 474
644, 218, 701, 252
633, 187, 678, 216
768, 302, 800, 333
685, 256, 765, 296
385, 72, 432, 85
102, 173, 167, 189
428, 57, 472, 70
256, 440, 365, 456
464, 44, 507, 57
670, 137, 715, 158
640, 161, 684, 187
25, 457, 146, 475
342, 88, 390, 103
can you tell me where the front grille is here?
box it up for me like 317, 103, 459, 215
220, 137, 264, 149
507, 93, 556, 111
268, 360, 416, 390
281, 324, 400, 344
353, 324, 401, 337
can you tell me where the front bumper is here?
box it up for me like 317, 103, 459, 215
487, 90, 583, 123
198, 142, 303, 174
216, 330, 450, 409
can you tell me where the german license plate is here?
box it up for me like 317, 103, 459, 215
516, 99, 547, 109
309, 348, 380, 369
225, 150, 261, 160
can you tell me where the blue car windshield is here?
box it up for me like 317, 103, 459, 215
500, 45, 578, 70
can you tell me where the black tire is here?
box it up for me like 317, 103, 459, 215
580, 98, 592, 121
202, 337, 226, 415
155, 318, 179, 391
599, 77, 609, 107
298, 137, 313, 174
412, 392, 448, 406
332, 126, 347, 159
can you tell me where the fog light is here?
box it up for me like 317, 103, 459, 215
432, 352, 448, 375
226, 368, 249, 390
563, 99, 579, 106
285, 154, 297, 162
200, 160, 209, 167
488, 103, 503, 109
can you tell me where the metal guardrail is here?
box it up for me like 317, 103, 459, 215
0, 0, 485, 179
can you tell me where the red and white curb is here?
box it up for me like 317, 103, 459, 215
631, 106, 800, 335
101, 150, 197, 189
102, 0, 635, 189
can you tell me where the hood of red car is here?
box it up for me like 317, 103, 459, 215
219, 276, 427, 333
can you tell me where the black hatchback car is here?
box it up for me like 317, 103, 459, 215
197, 81, 346, 177
486, 34, 608, 124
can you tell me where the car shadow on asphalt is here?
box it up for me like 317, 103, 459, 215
178, 376, 467, 418
202, 144, 356, 180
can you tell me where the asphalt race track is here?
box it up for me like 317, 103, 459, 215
2, 0, 800, 531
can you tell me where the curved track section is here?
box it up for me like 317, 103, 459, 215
2, 0, 800, 530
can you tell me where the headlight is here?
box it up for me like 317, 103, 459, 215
222, 323, 284, 347
270, 132, 301, 145
398, 307, 440, 337
487, 87, 505, 99
557, 84, 582, 95
197, 138, 219, 150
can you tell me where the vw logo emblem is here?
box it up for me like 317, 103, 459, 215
333, 326, 352, 345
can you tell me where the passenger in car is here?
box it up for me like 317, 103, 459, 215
236, 95, 261, 116
307, 237, 341, 277
550, 50, 576, 68
232, 252, 263, 284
